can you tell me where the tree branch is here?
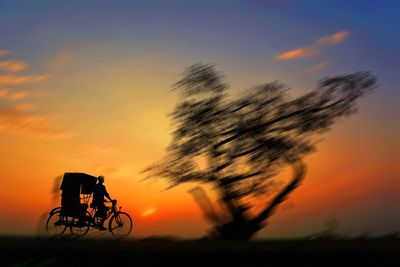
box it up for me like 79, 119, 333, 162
221, 171, 263, 185
250, 160, 307, 226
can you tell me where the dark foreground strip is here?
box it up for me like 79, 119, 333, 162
1, 236, 399, 266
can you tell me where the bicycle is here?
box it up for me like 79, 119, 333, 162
46, 199, 133, 239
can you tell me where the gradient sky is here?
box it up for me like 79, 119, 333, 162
0, 0, 399, 238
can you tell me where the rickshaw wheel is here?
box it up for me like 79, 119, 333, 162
46, 210, 67, 236
69, 212, 91, 237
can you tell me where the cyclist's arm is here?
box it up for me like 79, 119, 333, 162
104, 187, 112, 201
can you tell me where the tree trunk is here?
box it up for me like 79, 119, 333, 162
211, 160, 307, 241
251, 160, 306, 226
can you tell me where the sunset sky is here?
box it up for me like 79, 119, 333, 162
0, 0, 399, 238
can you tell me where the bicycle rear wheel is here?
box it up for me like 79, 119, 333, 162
109, 212, 132, 239
69, 212, 91, 237
46, 210, 67, 236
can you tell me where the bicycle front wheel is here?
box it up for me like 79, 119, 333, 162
46, 210, 67, 236
109, 212, 132, 239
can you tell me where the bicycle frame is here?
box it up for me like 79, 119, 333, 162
88, 200, 120, 229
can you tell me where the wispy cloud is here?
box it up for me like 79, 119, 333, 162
14, 103, 38, 112
0, 48, 74, 139
0, 87, 7, 98
0, 105, 75, 139
0, 49, 9, 56
0, 60, 28, 73
284, 59, 331, 80
0, 74, 49, 85
276, 47, 317, 60
315, 31, 350, 46
310, 60, 330, 72
71, 143, 133, 177
275, 30, 350, 60
8, 90, 30, 100
52, 52, 72, 68
0, 88, 30, 100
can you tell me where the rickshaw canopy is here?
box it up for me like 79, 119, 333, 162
60, 172, 98, 195
60, 172, 98, 217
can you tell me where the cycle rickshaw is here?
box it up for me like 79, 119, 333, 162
46, 172, 133, 239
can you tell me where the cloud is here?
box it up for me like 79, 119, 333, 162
0, 49, 73, 140
0, 60, 28, 72
0, 74, 49, 85
52, 52, 72, 68
310, 60, 330, 72
0, 88, 30, 101
0, 88, 28, 100
71, 143, 136, 178
275, 30, 350, 60
276, 47, 317, 60
14, 103, 38, 112
0, 88, 7, 98
315, 31, 350, 46
0, 49, 9, 56
284, 59, 331, 80
8, 90, 30, 100
0, 105, 76, 139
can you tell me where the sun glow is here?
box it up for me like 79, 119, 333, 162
141, 207, 157, 217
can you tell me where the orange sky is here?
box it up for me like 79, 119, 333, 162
0, 51, 397, 238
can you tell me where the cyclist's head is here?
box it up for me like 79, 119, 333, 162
98, 175, 105, 183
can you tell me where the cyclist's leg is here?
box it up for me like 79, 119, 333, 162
99, 205, 108, 230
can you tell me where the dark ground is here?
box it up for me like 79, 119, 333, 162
1, 235, 399, 266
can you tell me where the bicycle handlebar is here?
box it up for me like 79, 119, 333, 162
104, 199, 117, 205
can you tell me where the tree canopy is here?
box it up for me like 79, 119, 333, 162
144, 63, 376, 201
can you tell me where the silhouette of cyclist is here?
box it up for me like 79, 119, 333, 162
92, 175, 113, 230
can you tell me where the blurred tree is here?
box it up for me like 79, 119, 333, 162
144, 63, 377, 240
